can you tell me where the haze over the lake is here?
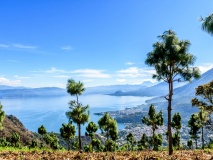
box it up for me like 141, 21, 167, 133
1, 94, 152, 133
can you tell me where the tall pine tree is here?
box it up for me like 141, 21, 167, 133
145, 30, 200, 155
66, 79, 89, 150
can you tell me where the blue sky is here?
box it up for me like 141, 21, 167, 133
0, 0, 213, 88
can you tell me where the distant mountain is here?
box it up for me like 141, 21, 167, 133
85, 81, 158, 95
173, 67, 213, 97
110, 67, 213, 97
141, 81, 156, 87
0, 87, 67, 98
0, 82, 157, 98
85, 84, 146, 95
0, 85, 27, 90
111, 82, 168, 96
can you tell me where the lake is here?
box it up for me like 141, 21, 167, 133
0, 94, 152, 134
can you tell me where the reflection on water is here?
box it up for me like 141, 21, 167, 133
0, 94, 151, 133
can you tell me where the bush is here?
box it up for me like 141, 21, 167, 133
208, 139, 213, 149
0, 137, 10, 147
29, 140, 38, 149
84, 145, 92, 152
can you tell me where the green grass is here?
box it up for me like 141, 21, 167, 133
0, 146, 65, 152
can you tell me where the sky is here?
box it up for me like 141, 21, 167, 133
0, 0, 213, 88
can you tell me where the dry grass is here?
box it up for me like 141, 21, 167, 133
0, 150, 212, 160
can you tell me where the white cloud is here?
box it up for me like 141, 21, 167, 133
117, 67, 143, 78
117, 67, 156, 78
116, 79, 126, 83
30, 67, 111, 79
82, 79, 94, 83
13, 44, 37, 49
61, 46, 72, 51
31, 67, 66, 74
7, 59, 19, 62
14, 75, 30, 79
0, 44, 9, 48
72, 69, 111, 78
52, 75, 70, 79
0, 77, 21, 86
115, 67, 157, 86
126, 62, 134, 65
197, 63, 213, 73
144, 69, 156, 74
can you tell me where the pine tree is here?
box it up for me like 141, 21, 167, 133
142, 104, 163, 150
191, 80, 213, 149
127, 133, 135, 151
38, 125, 47, 145
188, 113, 201, 149
152, 134, 163, 151
85, 121, 98, 140
197, 108, 209, 149
171, 113, 182, 149
0, 103, 5, 132
145, 30, 200, 155
191, 80, 213, 113
137, 133, 149, 150
60, 122, 76, 150
85, 121, 98, 152
200, 13, 213, 36
11, 132, 20, 147
44, 132, 60, 149
187, 139, 193, 149
98, 112, 118, 151
91, 139, 102, 151
66, 79, 89, 150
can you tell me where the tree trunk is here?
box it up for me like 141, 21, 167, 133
152, 127, 155, 150
68, 140, 70, 151
202, 126, 204, 149
78, 123, 82, 150
76, 94, 79, 104
168, 80, 173, 155
178, 131, 180, 150
106, 130, 109, 151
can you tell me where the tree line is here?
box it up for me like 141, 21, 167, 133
36, 78, 213, 152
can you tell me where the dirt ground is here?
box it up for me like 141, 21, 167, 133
0, 150, 212, 160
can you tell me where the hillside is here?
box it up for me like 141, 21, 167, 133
1, 115, 39, 145
110, 68, 213, 97
110, 80, 188, 97
173, 67, 213, 97
146, 67, 213, 108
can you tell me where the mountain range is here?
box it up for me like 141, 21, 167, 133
84, 81, 156, 95
110, 67, 213, 97
0, 68, 212, 99
0, 81, 156, 98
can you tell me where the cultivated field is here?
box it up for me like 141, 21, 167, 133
0, 150, 212, 160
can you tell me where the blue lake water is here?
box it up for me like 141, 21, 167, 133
0, 94, 151, 134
